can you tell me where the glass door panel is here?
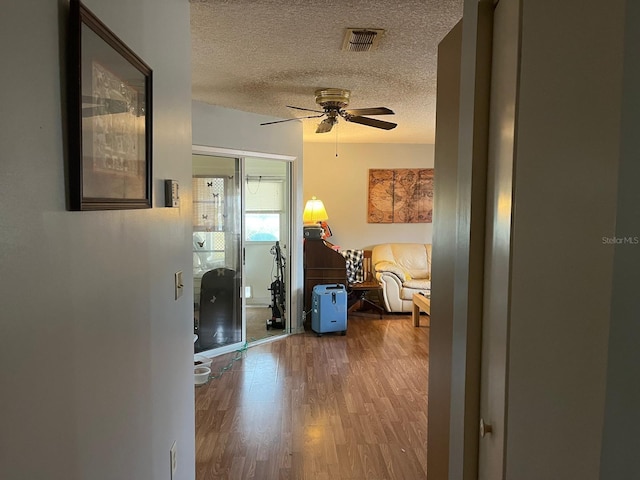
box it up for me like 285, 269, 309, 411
193, 154, 242, 353
244, 157, 291, 343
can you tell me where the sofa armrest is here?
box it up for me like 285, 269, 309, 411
376, 270, 403, 287
374, 261, 411, 282
376, 271, 403, 312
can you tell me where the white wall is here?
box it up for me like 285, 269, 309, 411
245, 245, 273, 305
192, 102, 303, 160
0, 1, 194, 480
303, 142, 434, 249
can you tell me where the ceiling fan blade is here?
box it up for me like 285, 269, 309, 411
344, 107, 395, 116
346, 115, 397, 130
316, 118, 335, 133
287, 105, 325, 114
260, 114, 324, 126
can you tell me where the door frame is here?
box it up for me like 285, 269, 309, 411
430, 1, 495, 479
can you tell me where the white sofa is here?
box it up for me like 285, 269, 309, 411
372, 243, 432, 313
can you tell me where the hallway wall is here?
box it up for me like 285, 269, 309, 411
0, 1, 194, 479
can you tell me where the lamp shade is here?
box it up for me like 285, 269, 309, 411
303, 196, 328, 224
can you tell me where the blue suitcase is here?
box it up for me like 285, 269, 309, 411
311, 284, 347, 336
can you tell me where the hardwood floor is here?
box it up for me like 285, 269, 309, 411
195, 313, 430, 479
246, 305, 286, 344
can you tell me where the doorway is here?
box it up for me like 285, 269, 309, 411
244, 156, 291, 344
192, 149, 292, 356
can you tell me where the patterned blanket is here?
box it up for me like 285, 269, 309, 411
340, 249, 364, 284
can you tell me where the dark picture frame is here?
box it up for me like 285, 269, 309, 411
68, 0, 152, 210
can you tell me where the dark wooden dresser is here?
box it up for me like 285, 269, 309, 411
303, 238, 347, 320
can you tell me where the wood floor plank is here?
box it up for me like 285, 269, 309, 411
195, 314, 430, 479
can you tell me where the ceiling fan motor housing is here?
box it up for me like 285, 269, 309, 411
315, 88, 351, 109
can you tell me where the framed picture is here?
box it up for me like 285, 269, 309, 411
367, 168, 434, 223
67, 0, 152, 210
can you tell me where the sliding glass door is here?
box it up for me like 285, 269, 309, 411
192, 150, 292, 355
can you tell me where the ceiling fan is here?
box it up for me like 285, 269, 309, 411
260, 88, 397, 133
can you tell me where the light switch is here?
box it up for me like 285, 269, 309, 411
175, 271, 183, 300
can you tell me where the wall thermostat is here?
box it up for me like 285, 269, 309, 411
164, 180, 179, 207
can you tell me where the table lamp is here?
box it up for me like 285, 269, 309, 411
303, 196, 328, 225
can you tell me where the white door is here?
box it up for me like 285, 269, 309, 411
478, 0, 520, 477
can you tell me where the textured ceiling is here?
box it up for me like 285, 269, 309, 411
190, 0, 463, 144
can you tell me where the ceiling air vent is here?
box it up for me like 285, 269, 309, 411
342, 28, 385, 52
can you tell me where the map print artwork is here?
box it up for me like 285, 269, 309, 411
367, 168, 434, 223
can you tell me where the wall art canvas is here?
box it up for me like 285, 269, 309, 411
368, 168, 434, 223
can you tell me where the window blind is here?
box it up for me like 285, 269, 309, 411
245, 179, 283, 211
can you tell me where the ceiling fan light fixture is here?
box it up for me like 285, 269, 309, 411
342, 28, 385, 52
315, 88, 350, 108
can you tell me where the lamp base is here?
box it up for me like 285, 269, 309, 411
303, 225, 323, 239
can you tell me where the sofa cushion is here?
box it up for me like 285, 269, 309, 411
400, 284, 431, 300
401, 279, 431, 301
372, 243, 431, 280
403, 278, 431, 290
